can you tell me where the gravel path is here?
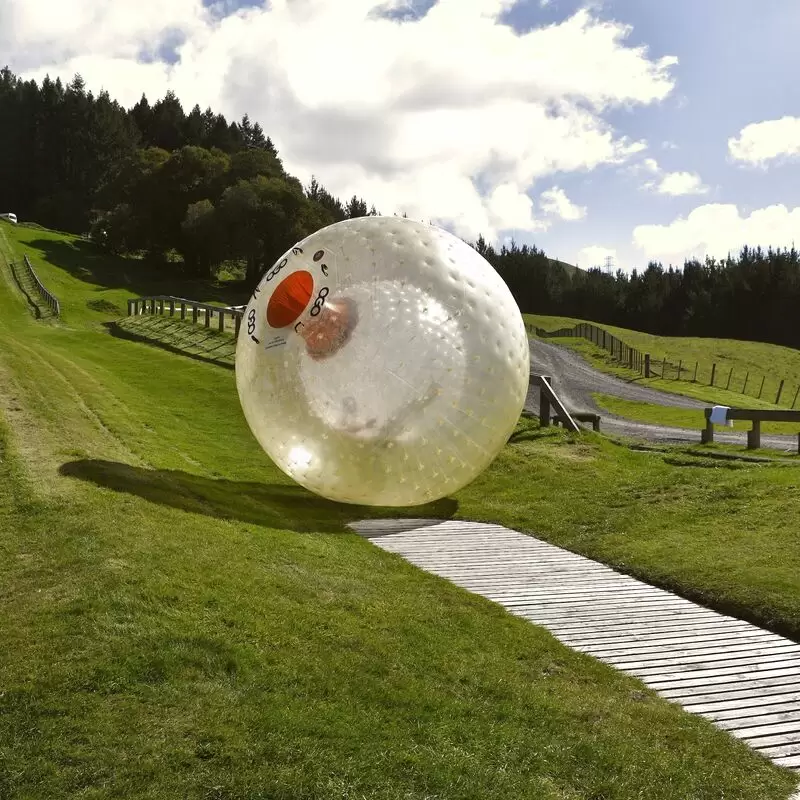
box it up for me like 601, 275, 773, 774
525, 339, 798, 453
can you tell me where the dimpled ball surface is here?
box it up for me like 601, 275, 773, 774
235, 216, 529, 506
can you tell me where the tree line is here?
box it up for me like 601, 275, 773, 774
0, 67, 376, 282
476, 237, 800, 350
1, 65, 799, 350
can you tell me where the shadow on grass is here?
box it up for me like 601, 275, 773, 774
59, 459, 458, 533
26, 237, 251, 305
104, 319, 236, 371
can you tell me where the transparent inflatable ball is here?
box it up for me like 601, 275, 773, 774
236, 215, 530, 506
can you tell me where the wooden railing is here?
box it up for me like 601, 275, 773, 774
526, 321, 646, 374
529, 374, 581, 432
127, 296, 245, 336
701, 408, 800, 452
21, 254, 60, 316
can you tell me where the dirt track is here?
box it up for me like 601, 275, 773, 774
525, 339, 798, 453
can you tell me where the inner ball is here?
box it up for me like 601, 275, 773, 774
235, 216, 530, 507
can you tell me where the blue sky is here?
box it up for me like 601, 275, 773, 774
7, 0, 800, 270
506, 0, 800, 269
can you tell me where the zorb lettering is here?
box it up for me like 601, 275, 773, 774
235, 216, 530, 506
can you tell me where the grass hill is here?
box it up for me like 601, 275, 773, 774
547, 257, 580, 276
0, 220, 798, 798
526, 312, 800, 412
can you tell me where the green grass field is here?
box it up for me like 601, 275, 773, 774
1, 221, 799, 798
526, 312, 800, 410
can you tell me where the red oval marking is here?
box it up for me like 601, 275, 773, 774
267, 270, 314, 328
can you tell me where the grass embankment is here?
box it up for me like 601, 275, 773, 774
0, 222, 798, 798
525, 312, 800, 411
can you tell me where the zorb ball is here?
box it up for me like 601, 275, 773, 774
236, 216, 529, 506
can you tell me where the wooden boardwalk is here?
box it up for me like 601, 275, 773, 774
350, 518, 800, 776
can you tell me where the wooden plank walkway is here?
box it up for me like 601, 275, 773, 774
349, 518, 800, 778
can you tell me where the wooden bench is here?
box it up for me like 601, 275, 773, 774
551, 412, 601, 432
701, 408, 800, 452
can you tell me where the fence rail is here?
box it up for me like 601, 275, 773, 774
20, 254, 60, 316
525, 321, 647, 375
128, 295, 245, 336
525, 320, 800, 408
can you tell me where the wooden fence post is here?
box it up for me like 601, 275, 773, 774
726, 368, 733, 391
758, 376, 766, 399
181, 303, 186, 320
158, 299, 164, 315
793, 385, 800, 409
776, 379, 785, 406
644, 354, 651, 378
747, 420, 761, 450
235, 312, 242, 337
710, 363, 717, 386
742, 372, 749, 395
169, 300, 175, 317
218, 310, 225, 332
538, 375, 552, 427
192, 306, 198, 324
127, 299, 133, 315
701, 409, 714, 444
693, 361, 698, 382
677, 360, 682, 381
205, 308, 211, 328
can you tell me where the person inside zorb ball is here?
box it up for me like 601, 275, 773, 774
236, 216, 530, 507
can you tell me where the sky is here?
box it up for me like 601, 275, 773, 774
3, 0, 800, 271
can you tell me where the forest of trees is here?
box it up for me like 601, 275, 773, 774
2, 64, 800, 351
0, 67, 377, 282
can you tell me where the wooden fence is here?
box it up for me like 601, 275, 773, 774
524, 320, 800, 408
17, 254, 61, 316
701, 407, 800, 452
525, 321, 647, 374
128, 295, 245, 336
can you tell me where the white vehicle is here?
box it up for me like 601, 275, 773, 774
0, 213, 17, 224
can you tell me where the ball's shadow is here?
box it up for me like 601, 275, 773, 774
59, 460, 458, 533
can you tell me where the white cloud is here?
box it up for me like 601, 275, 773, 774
728, 116, 800, 166
2, 0, 678, 241
633, 203, 800, 264
487, 184, 544, 231
641, 157, 661, 173
539, 186, 587, 220
633, 158, 706, 196
654, 171, 707, 196
579, 245, 617, 270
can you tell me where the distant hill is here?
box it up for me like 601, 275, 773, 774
547, 257, 580, 276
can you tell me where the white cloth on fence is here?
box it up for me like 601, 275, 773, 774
709, 405, 733, 427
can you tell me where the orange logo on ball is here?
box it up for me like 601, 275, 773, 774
266, 270, 314, 328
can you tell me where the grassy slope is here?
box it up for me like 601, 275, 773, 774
0, 222, 797, 798
525, 312, 800, 410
